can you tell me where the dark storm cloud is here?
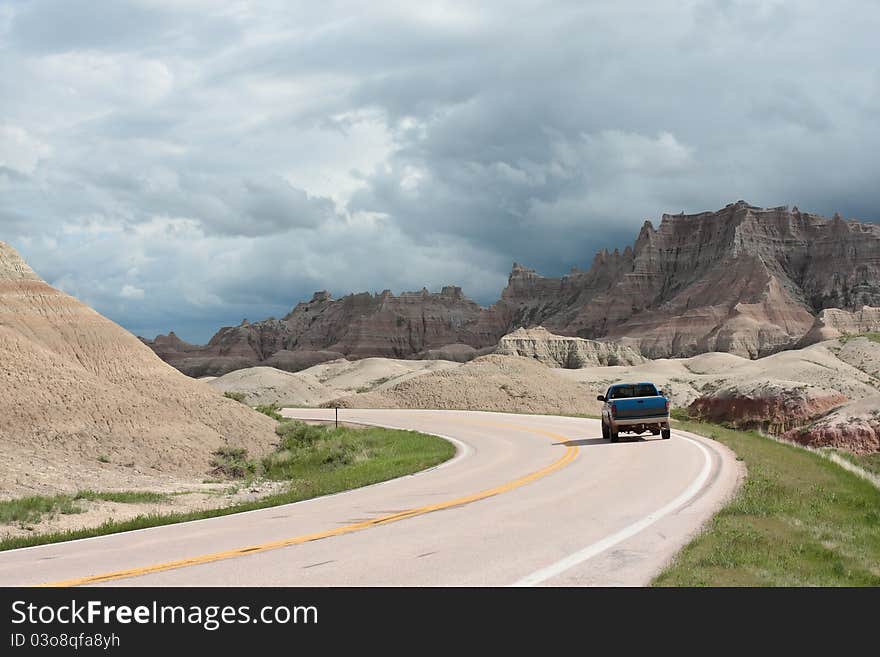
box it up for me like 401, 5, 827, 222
1, 0, 878, 341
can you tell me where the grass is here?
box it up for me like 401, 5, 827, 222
72, 490, 170, 504
670, 407, 690, 422
654, 419, 880, 586
255, 403, 284, 421
260, 421, 451, 485
0, 422, 454, 552
209, 447, 257, 479
354, 376, 394, 394
839, 332, 880, 344
223, 391, 247, 403
0, 496, 82, 524
0, 491, 171, 525
826, 449, 880, 477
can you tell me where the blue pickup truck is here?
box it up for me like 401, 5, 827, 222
597, 382, 671, 443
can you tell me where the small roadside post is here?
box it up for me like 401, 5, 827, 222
335, 406, 338, 428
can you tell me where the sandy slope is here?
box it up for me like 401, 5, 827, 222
213, 335, 880, 433
208, 366, 336, 406
208, 357, 459, 406
288, 336, 880, 451
213, 353, 602, 416
0, 241, 278, 499
332, 355, 601, 416
557, 340, 880, 408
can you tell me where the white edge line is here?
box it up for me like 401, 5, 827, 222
510, 432, 713, 587
1, 416, 472, 556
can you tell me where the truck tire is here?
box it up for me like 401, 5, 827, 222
602, 421, 609, 440
610, 427, 619, 443
661, 428, 671, 440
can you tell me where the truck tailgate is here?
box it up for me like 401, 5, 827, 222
612, 396, 667, 419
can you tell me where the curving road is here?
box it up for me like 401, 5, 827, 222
0, 409, 742, 587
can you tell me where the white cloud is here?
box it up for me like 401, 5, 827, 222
0, 125, 51, 174
0, 0, 877, 342
120, 284, 145, 299
580, 131, 696, 175
39, 51, 174, 107
0, 4, 14, 37
132, 216, 202, 239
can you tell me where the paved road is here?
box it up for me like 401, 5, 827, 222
0, 409, 742, 586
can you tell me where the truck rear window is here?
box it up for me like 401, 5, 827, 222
608, 384, 658, 399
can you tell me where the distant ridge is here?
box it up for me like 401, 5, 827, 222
143, 201, 880, 375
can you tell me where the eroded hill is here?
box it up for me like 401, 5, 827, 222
145, 201, 880, 375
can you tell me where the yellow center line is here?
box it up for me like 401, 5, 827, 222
40, 421, 580, 587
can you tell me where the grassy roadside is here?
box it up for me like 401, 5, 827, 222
838, 331, 880, 344
0, 422, 454, 552
828, 449, 880, 477
0, 491, 171, 524
654, 419, 880, 586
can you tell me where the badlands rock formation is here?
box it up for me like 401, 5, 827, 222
414, 343, 492, 362
209, 357, 459, 407
146, 202, 880, 375
495, 326, 645, 367
684, 338, 880, 433
688, 381, 848, 434
505, 203, 880, 358
144, 286, 507, 376
330, 355, 601, 417
142, 326, 345, 378
0, 241, 278, 497
783, 396, 880, 453
210, 333, 880, 452
208, 366, 338, 408
799, 307, 880, 345
557, 337, 880, 438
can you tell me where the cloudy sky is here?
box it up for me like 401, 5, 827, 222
1, 1, 878, 342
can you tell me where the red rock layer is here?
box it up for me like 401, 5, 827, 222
783, 422, 880, 454
688, 393, 848, 434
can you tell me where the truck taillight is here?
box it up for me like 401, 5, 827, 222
665, 400, 670, 412
611, 403, 617, 419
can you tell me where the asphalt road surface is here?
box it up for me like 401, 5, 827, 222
0, 409, 742, 586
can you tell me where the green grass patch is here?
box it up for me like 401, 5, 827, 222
0, 496, 82, 524
670, 407, 690, 422
654, 420, 880, 586
0, 490, 171, 525
0, 422, 454, 551
255, 403, 284, 421
839, 332, 880, 344
73, 490, 170, 504
261, 421, 450, 484
209, 447, 257, 479
826, 449, 880, 477
223, 391, 247, 403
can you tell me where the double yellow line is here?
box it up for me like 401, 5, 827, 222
41, 422, 579, 587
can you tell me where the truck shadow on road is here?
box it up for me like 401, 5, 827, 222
554, 436, 663, 447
